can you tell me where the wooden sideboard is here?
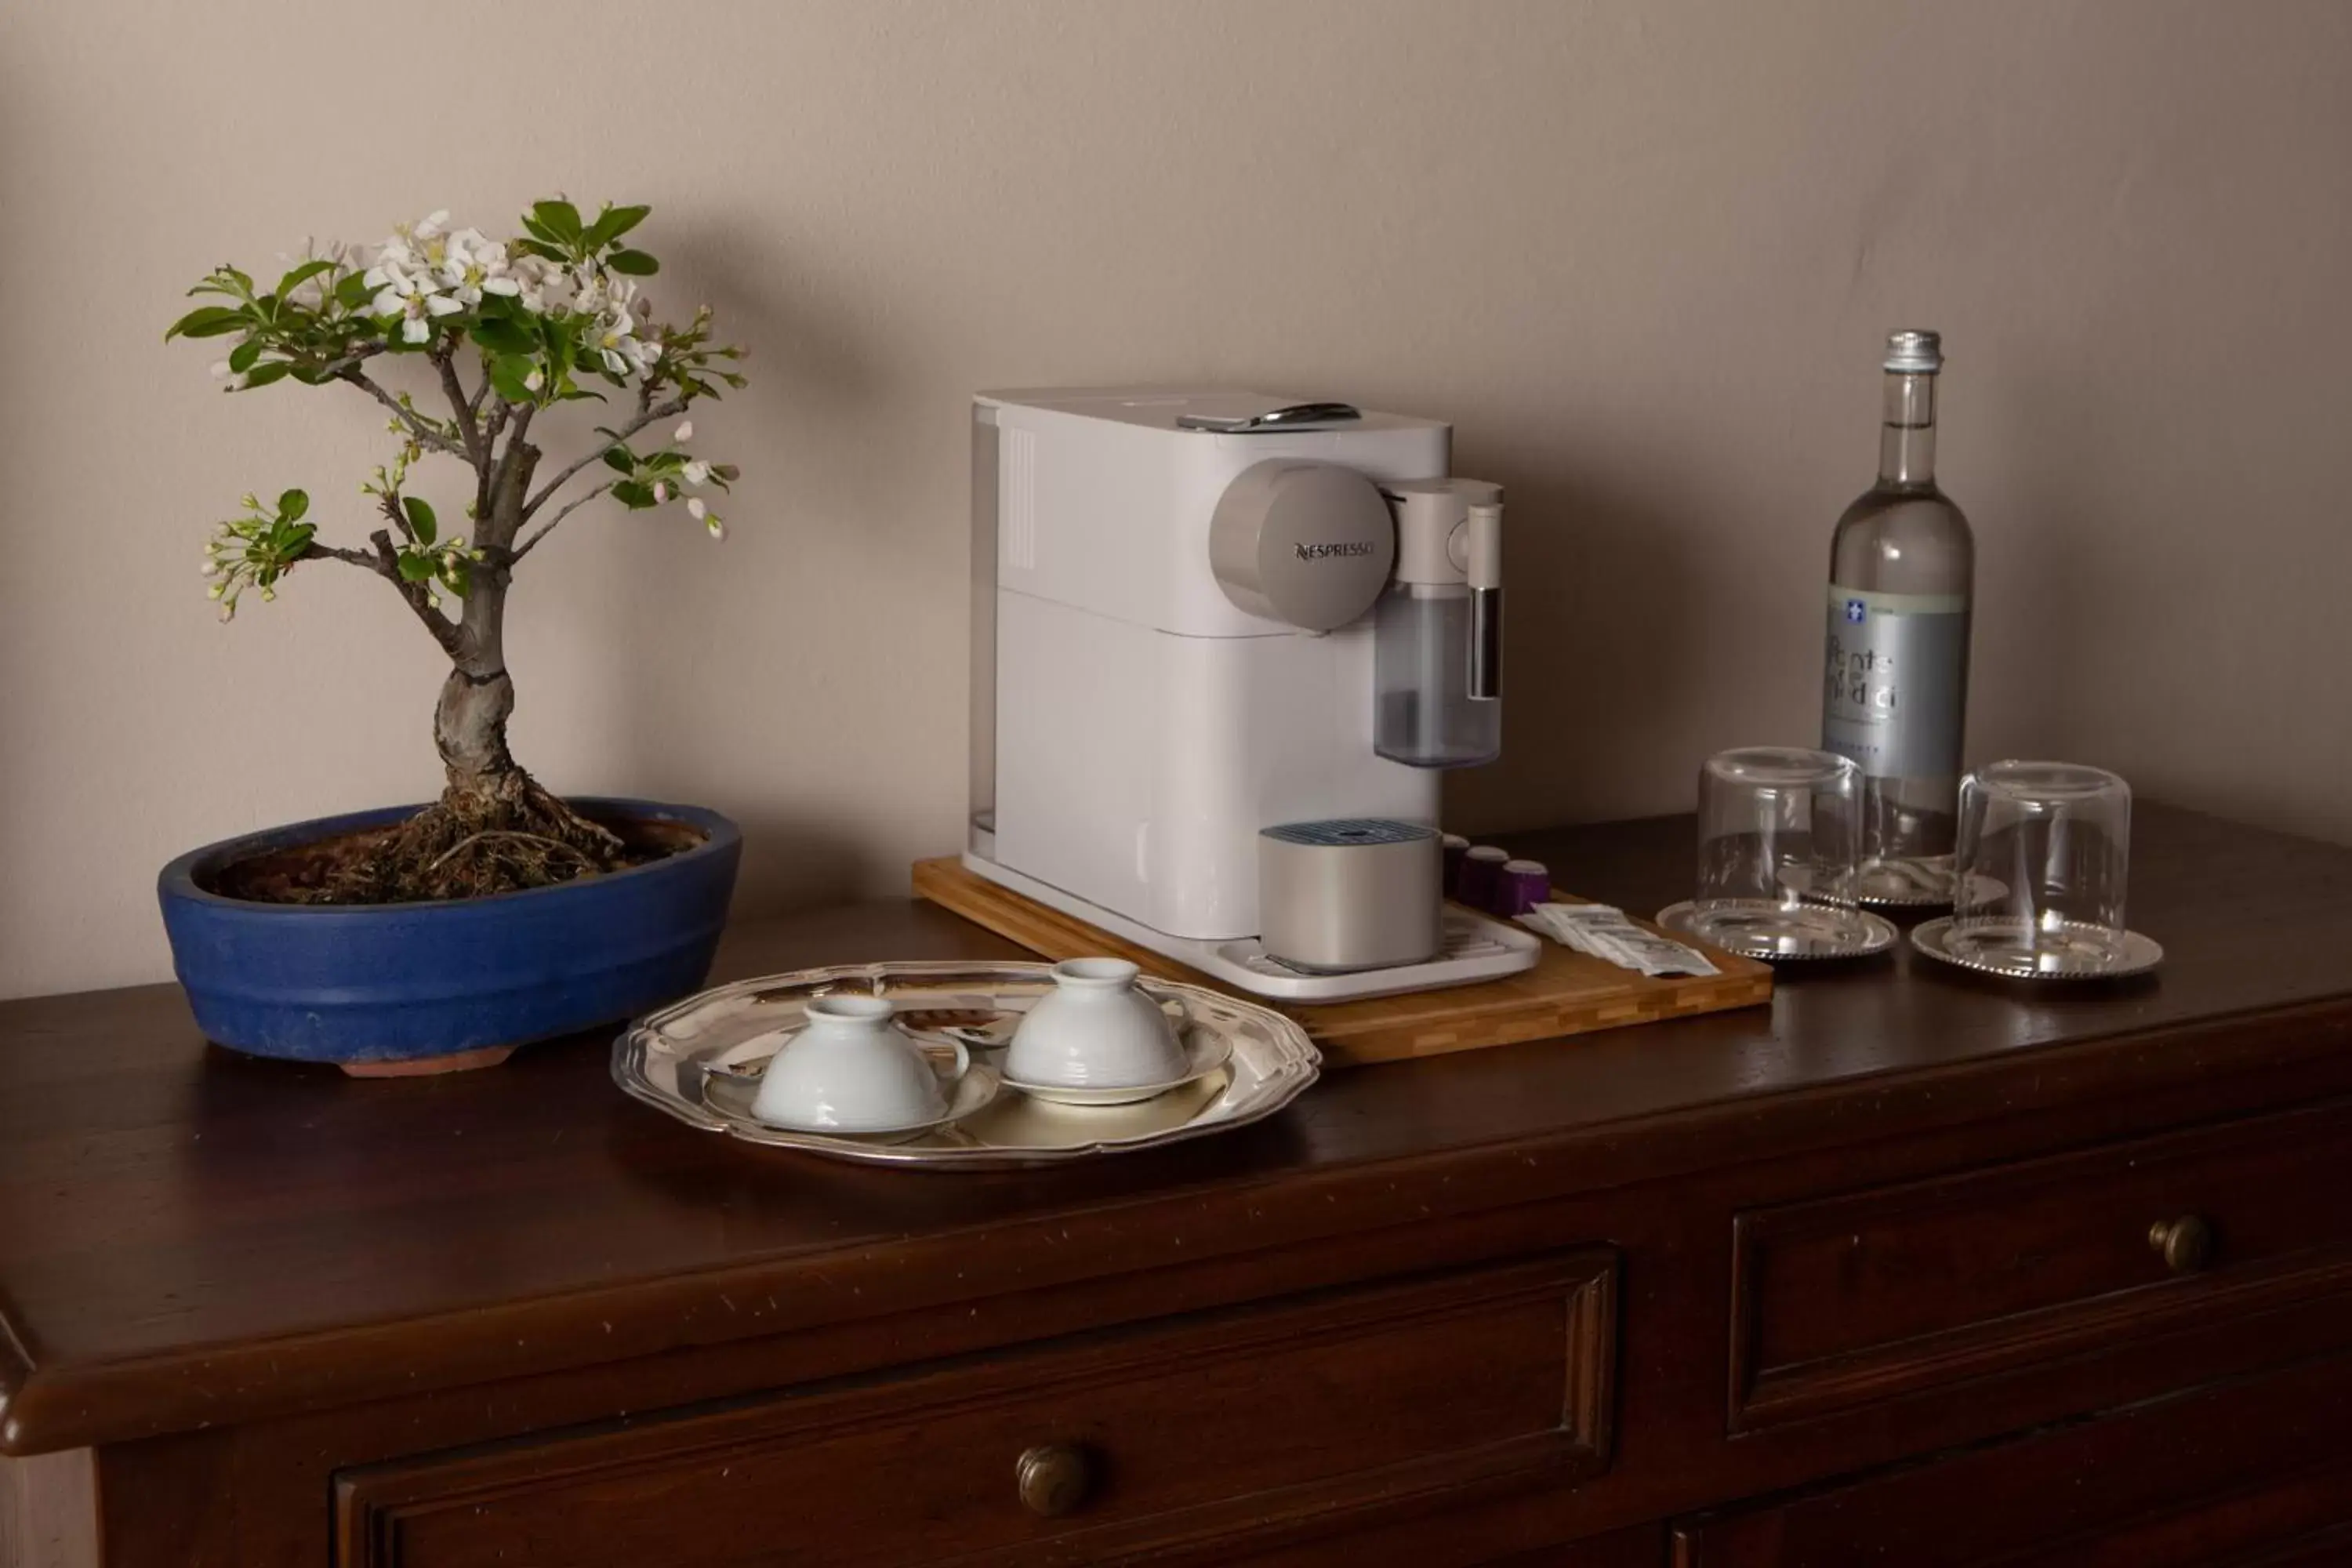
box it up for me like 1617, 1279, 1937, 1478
7, 804, 2352, 1566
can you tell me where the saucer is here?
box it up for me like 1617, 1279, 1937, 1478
1000, 1031, 1234, 1107
1911, 916, 2164, 980
749, 1062, 1001, 1138
1853, 855, 1957, 908
1657, 901, 1897, 962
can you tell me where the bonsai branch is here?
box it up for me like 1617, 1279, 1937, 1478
433, 343, 488, 471
510, 481, 614, 561
478, 399, 514, 517
522, 396, 688, 521
486, 403, 536, 532
339, 367, 466, 459
299, 541, 382, 571
376, 529, 463, 654
296, 532, 463, 656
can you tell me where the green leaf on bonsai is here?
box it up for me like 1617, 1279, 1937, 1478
397, 552, 434, 583
611, 479, 655, 509
241, 361, 292, 387
470, 314, 536, 355
606, 249, 658, 276
601, 445, 634, 474
489, 355, 538, 404
276, 259, 336, 297
336, 272, 375, 310
167, 305, 249, 341
278, 489, 310, 522
584, 203, 650, 249
532, 199, 583, 243
228, 339, 263, 375
439, 557, 472, 597
403, 496, 437, 544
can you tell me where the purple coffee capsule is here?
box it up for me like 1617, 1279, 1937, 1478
1459, 844, 1509, 912
1441, 833, 1470, 896
1498, 858, 1551, 916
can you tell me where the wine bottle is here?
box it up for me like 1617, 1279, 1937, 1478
1820, 330, 1975, 904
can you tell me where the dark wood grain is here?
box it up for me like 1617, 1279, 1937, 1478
6, 802, 2351, 1457
7, 801, 2352, 1566
1730, 1094, 2352, 1429
1672, 1350, 2352, 1566
335, 1252, 1615, 1568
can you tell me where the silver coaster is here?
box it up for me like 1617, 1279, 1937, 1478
1911, 916, 2164, 980
1000, 1032, 1235, 1107
1854, 855, 1957, 908
1657, 901, 1898, 962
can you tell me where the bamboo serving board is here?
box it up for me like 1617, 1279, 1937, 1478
911, 858, 1773, 1069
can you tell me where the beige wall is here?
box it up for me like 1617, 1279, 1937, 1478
2, 0, 2347, 998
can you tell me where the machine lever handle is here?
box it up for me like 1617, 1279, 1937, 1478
1466, 503, 1502, 700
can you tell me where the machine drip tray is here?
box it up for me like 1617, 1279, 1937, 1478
957, 851, 1541, 1003
1214, 909, 1537, 989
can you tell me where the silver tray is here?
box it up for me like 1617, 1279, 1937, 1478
612, 960, 1321, 1169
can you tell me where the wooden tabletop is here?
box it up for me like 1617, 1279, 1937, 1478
5, 803, 2351, 1455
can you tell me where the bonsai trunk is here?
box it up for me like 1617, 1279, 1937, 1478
434, 444, 525, 805
324, 439, 630, 903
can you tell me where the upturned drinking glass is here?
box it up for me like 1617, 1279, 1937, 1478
1684, 747, 1873, 957
1947, 760, 2134, 975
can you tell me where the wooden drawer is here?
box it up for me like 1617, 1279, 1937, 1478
336, 1250, 1616, 1568
1730, 1098, 2352, 1431
1678, 1351, 2352, 1566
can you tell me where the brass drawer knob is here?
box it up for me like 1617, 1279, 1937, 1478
2148, 1214, 2214, 1275
1016, 1443, 1093, 1518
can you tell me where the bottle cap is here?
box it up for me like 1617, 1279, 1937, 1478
1884, 330, 1944, 375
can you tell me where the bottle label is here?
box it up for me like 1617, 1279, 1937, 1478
1822, 586, 1969, 779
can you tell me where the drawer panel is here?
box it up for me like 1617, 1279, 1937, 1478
338, 1250, 1615, 1568
1730, 1098, 2352, 1430
1679, 1351, 2352, 1567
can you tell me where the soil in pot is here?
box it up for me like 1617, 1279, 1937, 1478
205, 807, 707, 906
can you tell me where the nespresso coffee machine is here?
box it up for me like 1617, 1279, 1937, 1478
965, 390, 1539, 1001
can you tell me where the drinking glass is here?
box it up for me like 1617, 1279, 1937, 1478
1945, 760, 2134, 975
1674, 746, 1881, 958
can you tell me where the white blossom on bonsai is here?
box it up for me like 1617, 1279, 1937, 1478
170, 201, 746, 902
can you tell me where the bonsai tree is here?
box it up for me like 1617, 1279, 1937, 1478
169, 201, 746, 902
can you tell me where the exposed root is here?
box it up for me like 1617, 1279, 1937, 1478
314, 769, 636, 904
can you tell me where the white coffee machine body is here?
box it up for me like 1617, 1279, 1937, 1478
965, 388, 1538, 1001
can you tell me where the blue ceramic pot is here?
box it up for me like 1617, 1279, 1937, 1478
158, 797, 741, 1071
